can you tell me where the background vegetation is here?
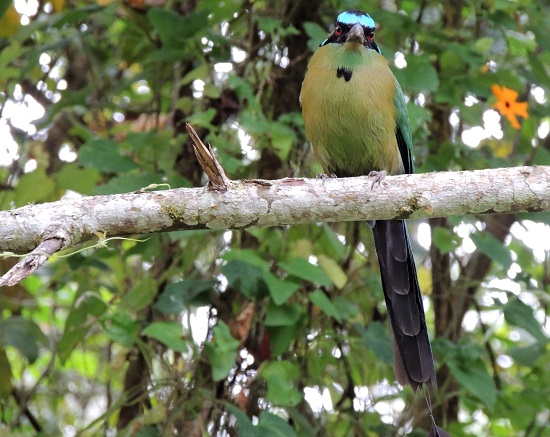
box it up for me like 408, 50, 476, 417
0, 0, 549, 435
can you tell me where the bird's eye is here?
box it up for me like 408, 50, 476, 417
334, 26, 342, 35
369, 31, 375, 40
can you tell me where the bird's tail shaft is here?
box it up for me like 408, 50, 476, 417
371, 219, 436, 390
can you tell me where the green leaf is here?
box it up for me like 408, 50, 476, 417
226, 404, 259, 437
333, 297, 360, 320
147, 8, 209, 47
447, 344, 497, 409
142, 321, 188, 352
265, 302, 302, 327
263, 272, 300, 305
101, 311, 139, 348
392, 55, 439, 92
432, 227, 461, 254
56, 164, 100, 195
0, 349, 12, 399
222, 260, 266, 299
303, 21, 328, 52
78, 138, 139, 173
204, 321, 239, 381
267, 325, 299, 356
155, 279, 216, 314
0, 0, 13, 20
470, 232, 513, 270
222, 249, 271, 271
508, 343, 546, 366
264, 375, 302, 406
261, 361, 302, 406
0, 317, 48, 363
503, 296, 547, 344
317, 255, 348, 289
58, 292, 108, 362
93, 172, 165, 195
119, 277, 158, 313
257, 411, 296, 437
309, 290, 342, 322
357, 322, 394, 364
14, 167, 56, 206
279, 258, 332, 286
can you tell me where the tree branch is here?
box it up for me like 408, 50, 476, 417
1, 165, 548, 286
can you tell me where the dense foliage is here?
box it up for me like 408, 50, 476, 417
0, 0, 549, 435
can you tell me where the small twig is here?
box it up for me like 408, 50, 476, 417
0, 238, 63, 287
185, 123, 230, 191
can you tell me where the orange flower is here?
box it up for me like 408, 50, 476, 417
491, 85, 529, 129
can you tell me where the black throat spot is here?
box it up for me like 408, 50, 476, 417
336, 67, 352, 82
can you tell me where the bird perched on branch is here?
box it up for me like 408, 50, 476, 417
300, 5, 439, 406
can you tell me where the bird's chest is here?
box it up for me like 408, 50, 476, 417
301, 47, 401, 176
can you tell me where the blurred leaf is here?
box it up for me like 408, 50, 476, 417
303, 21, 328, 52
309, 290, 342, 322
261, 361, 301, 406
204, 321, 239, 381
470, 232, 513, 270
78, 138, 139, 173
57, 164, 100, 195
333, 297, 360, 320
0, 349, 12, 399
432, 227, 461, 254
226, 404, 258, 437
58, 292, 108, 362
257, 411, 296, 437
508, 343, 546, 366
447, 344, 497, 409
0, 0, 13, 19
101, 311, 139, 348
357, 322, 394, 364
222, 260, 266, 299
279, 258, 331, 286
265, 302, 302, 327
14, 168, 56, 206
503, 296, 547, 344
119, 277, 158, 313
155, 279, 216, 314
0, 317, 47, 363
263, 272, 300, 305
142, 321, 188, 352
0, 4, 19, 37
94, 172, 167, 195
317, 255, 347, 289
147, 8, 209, 47
268, 324, 299, 356
393, 55, 439, 92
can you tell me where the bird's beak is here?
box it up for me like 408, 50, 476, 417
346, 23, 365, 44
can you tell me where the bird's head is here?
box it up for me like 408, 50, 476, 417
321, 10, 381, 54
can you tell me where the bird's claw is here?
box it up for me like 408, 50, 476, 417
368, 170, 387, 189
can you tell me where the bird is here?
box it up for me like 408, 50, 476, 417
300, 10, 436, 392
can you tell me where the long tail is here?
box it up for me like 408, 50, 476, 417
371, 219, 436, 391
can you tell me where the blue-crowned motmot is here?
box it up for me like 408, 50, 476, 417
300, 10, 436, 391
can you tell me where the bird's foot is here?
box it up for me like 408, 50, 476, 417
316, 173, 338, 179
368, 170, 387, 189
